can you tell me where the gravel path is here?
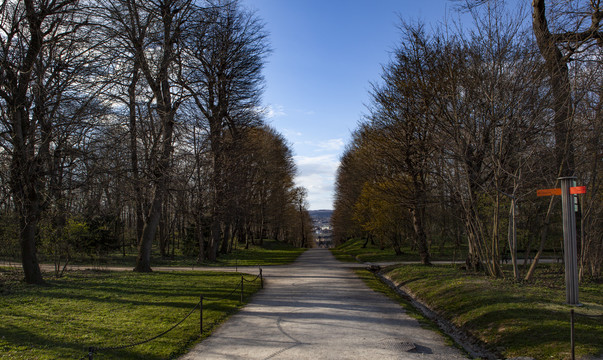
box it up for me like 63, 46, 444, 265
180, 248, 467, 360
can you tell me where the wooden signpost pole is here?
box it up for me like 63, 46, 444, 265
537, 178, 585, 305
559, 177, 580, 305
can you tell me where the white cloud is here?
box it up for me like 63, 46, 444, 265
281, 128, 303, 138
299, 138, 345, 153
316, 138, 345, 152
264, 104, 286, 118
293, 154, 340, 210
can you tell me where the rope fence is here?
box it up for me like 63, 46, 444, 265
79, 267, 263, 360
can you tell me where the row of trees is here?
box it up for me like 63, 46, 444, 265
0, 0, 311, 284
333, 0, 602, 280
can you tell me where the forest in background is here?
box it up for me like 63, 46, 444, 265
333, 0, 602, 281
0, 0, 313, 284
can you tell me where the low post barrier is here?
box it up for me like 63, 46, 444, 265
200, 295, 204, 335
570, 309, 575, 360
240, 275, 244, 303
569, 309, 603, 360
79, 268, 263, 359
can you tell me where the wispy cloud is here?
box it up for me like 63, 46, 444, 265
281, 128, 303, 138
264, 104, 287, 118
292, 108, 315, 116
299, 138, 345, 153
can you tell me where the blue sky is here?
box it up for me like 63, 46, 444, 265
239, 0, 489, 210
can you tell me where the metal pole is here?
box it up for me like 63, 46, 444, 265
240, 275, 244, 303
570, 309, 575, 360
200, 296, 204, 335
260, 267, 263, 289
559, 177, 579, 305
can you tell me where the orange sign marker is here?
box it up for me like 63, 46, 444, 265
537, 188, 562, 196
537, 186, 586, 196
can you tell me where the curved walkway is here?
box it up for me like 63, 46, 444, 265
180, 248, 466, 360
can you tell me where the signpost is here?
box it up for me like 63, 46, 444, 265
537, 177, 584, 305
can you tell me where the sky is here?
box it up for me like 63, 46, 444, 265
238, 0, 488, 210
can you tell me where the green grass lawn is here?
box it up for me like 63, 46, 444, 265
380, 263, 603, 360
200, 240, 307, 267
58, 239, 306, 269
331, 238, 468, 263
0, 267, 263, 359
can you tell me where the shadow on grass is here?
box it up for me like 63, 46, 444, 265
464, 307, 602, 357
0, 268, 263, 360
383, 264, 603, 359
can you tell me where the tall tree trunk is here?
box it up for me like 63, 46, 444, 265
11, 105, 45, 284
508, 197, 519, 281
532, 0, 575, 176
14, 173, 45, 285
490, 194, 503, 277
298, 204, 306, 248
410, 205, 430, 265
134, 108, 174, 272
220, 223, 231, 254
131, 0, 183, 272
159, 208, 168, 258
128, 65, 144, 243
208, 144, 223, 262
134, 189, 163, 272
410, 175, 431, 265
197, 216, 205, 263
5, 0, 50, 284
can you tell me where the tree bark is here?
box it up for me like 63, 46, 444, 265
8, 22, 45, 285
410, 205, 430, 265
532, 0, 575, 176
134, 105, 174, 271
12, 145, 45, 284
132, 0, 182, 272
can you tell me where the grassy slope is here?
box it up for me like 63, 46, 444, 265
0, 268, 263, 360
331, 238, 468, 263
382, 264, 603, 360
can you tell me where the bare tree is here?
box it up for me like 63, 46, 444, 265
97, 0, 192, 272
365, 22, 443, 264
183, 0, 269, 260
0, 0, 104, 284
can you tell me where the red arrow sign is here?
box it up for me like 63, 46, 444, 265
537, 186, 586, 196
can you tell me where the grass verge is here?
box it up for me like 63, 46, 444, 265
200, 240, 306, 267
331, 238, 468, 263
0, 267, 263, 359
59, 239, 307, 268
382, 263, 603, 360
